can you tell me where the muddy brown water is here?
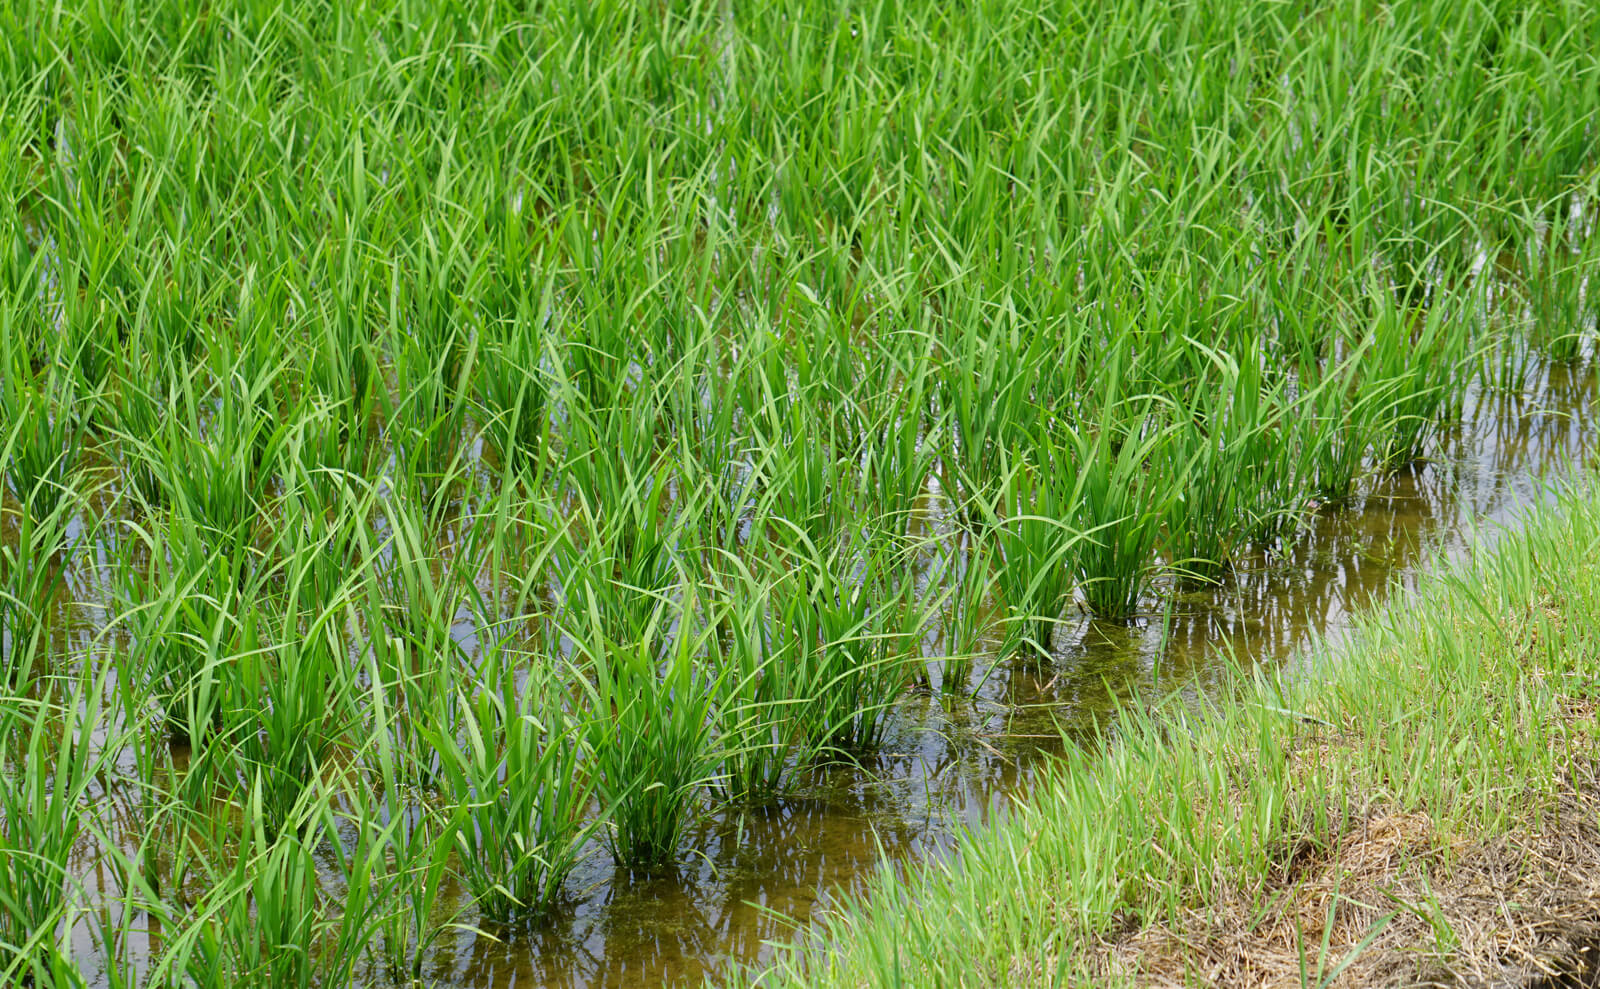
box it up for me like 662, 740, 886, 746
44, 356, 1600, 988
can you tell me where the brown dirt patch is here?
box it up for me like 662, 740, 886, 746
1093, 764, 1600, 988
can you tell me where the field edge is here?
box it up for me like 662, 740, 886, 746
726, 474, 1600, 988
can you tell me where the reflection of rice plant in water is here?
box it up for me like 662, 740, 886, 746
1, 0, 1597, 980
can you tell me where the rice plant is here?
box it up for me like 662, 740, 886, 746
146, 779, 385, 989
0, 675, 123, 986
795, 536, 930, 751
743, 526, 937, 755
554, 463, 682, 645
1163, 342, 1301, 581
707, 554, 831, 803
1301, 347, 1394, 505
129, 362, 288, 549
113, 509, 252, 747
385, 325, 478, 508
428, 648, 598, 920
1, 350, 86, 519
1067, 403, 1184, 620
567, 585, 724, 870
981, 453, 1088, 656
1524, 200, 1599, 363
934, 533, 998, 693
0, 428, 80, 684
1354, 285, 1477, 467
476, 292, 556, 479
360, 490, 482, 786
339, 783, 458, 984
219, 572, 361, 834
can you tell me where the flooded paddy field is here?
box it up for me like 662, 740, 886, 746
2, 2, 1598, 987
47, 353, 1599, 989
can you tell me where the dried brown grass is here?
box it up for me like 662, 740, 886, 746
1092, 761, 1600, 988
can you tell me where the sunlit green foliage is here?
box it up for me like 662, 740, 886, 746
0, 0, 1596, 982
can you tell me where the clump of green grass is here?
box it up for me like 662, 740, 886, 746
1522, 198, 1599, 363
708, 554, 828, 803
1301, 347, 1393, 504
554, 464, 682, 644
1354, 285, 1477, 468
385, 322, 477, 508
341, 784, 458, 985
933, 534, 998, 693
780, 529, 930, 752
1, 351, 86, 519
125, 361, 288, 544
137, 778, 387, 989
1163, 341, 1301, 582
114, 509, 252, 746
937, 314, 1062, 526
360, 490, 482, 787
0, 418, 81, 683
221, 585, 360, 835
477, 295, 555, 479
